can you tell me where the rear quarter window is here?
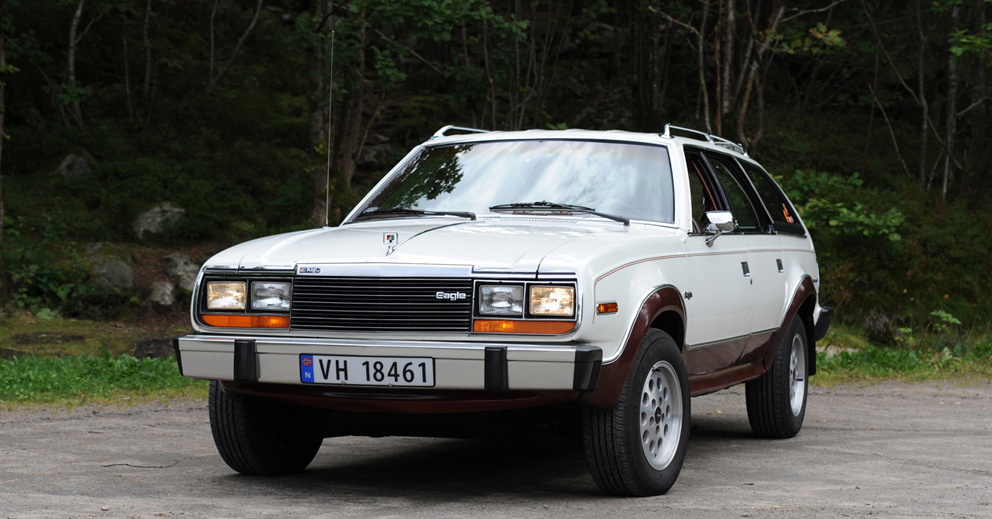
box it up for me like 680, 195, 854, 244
739, 162, 805, 236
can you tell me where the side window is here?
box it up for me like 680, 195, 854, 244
739, 162, 805, 236
705, 154, 762, 232
685, 153, 719, 233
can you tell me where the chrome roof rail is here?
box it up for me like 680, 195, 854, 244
662, 123, 748, 156
431, 125, 490, 139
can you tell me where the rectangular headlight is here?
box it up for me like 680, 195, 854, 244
529, 286, 575, 317
206, 281, 246, 310
251, 281, 292, 311
479, 285, 524, 316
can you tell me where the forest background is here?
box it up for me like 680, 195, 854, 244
0, 0, 990, 352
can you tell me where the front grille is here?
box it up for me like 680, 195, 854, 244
290, 277, 473, 332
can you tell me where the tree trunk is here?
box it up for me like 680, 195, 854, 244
142, 0, 152, 119
714, 0, 723, 135
207, 0, 264, 93
941, 4, 960, 199
964, 0, 990, 193
697, 0, 712, 132
657, 19, 674, 118
735, 2, 783, 147
328, 21, 367, 222
916, 0, 929, 186
631, 0, 656, 131
0, 1, 6, 301
333, 89, 364, 196
482, 17, 497, 129
67, 0, 86, 129
718, 0, 735, 135
308, 0, 327, 225
123, 35, 133, 119
721, 0, 735, 118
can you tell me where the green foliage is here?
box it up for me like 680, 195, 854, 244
929, 310, 962, 335
781, 171, 903, 240
2, 217, 130, 319
815, 333, 992, 385
0, 0, 989, 333
0, 353, 207, 404
775, 23, 847, 55
775, 169, 907, 314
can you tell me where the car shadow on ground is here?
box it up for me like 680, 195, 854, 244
275, 436, 596, 500
206, 413, 766, 500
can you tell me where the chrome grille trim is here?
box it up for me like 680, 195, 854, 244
290, 277, 473, 332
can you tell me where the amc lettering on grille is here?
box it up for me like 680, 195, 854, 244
290, 277, 474, 332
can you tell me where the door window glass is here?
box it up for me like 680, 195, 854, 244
706, 155, 761, 232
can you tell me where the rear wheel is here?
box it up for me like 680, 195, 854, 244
745, 317, 808, 438
583, 329, 690, 496
209, 381, 322, 476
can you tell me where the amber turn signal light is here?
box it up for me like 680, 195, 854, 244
473, 319, 575, 334
202, 314, 290, 328
597, 302, 618, 314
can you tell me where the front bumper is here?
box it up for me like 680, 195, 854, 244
814, 305, 834, 342
174, 335, 602, 392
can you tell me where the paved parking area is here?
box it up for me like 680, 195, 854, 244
1, 381, 990, 518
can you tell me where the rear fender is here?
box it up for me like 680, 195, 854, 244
763, 277, 817, 377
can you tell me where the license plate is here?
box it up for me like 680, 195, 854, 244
300, 354, 435, 387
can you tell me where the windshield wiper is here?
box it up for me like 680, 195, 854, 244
488, 201, 629, 226
355, 206, 476, 221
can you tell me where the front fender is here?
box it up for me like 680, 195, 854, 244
579, 286, 685, 409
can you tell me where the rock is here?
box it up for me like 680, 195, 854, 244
133, 202, 185, 239
52, 153, 92, 178
358, 143, 403, 169
148, 281, 177, 306
133, 338, 175, 359
90, 259, 135, 292
164, 254, 201, 292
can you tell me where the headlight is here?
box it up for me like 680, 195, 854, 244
479, 285, 524, 316
529, 286, 575, 317
206, 281, 246, 310
251, 281, 292, 311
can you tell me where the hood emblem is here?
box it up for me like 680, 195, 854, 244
384, 232, 398, 256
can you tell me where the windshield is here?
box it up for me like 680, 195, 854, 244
353, 139, 675, 224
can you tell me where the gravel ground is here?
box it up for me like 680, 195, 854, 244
2, 381, 990, 518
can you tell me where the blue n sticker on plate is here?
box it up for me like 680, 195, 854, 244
300, 355, 314, 383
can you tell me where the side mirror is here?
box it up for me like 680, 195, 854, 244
704, 211, 735, 247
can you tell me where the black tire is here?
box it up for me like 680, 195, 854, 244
745, 317, 808, 439
583, 329, 690, 496
208, 381, 322, 476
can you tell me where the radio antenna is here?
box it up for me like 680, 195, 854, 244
324, 30, 335, 228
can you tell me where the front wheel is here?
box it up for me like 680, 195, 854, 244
583, 329, 690, 496
209, 381, 323, 476
745, 317, 808, 438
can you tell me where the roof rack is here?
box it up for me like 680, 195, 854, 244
662, 123, 747, 156
431, 125, 490, 139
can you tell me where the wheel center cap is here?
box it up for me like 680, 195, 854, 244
655, 407, 663, 422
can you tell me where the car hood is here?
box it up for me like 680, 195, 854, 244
203, 217, 672, 274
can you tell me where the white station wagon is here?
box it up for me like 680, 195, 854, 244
175, 125, 832, 496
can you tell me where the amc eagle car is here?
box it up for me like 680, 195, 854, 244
174, 124, 832, 496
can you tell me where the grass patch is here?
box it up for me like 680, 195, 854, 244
814, 338, 992, 386
0, 353, 208, 407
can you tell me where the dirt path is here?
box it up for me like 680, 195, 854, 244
2, 381, 990, 518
